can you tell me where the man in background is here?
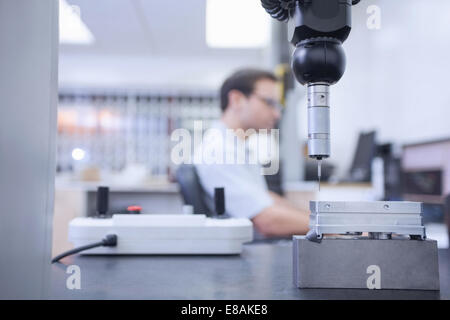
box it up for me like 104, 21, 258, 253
195, 69, 309, 237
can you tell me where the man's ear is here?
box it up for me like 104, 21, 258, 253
227, 89, 246, 112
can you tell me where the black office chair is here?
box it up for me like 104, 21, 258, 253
176, 165, 282, 241
175, 164, 214, 216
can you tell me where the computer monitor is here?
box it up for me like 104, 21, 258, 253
348, 131, 377, 182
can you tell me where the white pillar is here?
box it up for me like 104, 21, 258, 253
0, 0, 58, 299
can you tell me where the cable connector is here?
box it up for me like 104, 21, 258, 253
102, 234, 117, 246
51, 234, 118, 264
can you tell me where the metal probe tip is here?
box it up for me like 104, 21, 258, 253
317, 159, 322, 192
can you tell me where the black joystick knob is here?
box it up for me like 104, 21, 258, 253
96, 186, 109, 217
214, 187, 227, 218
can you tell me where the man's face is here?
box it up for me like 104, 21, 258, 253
240, 79, 281, 130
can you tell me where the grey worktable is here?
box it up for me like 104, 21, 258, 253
50, 242, 450, 300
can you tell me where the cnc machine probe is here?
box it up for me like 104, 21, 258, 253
261, 0, 360, 188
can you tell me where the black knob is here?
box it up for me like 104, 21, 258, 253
292, 38, 346, 85
214, 187, 225, 216
96, 186, 109, 217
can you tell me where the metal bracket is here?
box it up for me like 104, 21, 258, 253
308, 201, 426, 242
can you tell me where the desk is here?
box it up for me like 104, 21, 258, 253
284, 182, 380, 212
50, 242, 449, 300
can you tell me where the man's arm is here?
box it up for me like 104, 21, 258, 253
196, 156, 309, 237
251, 193, 310, 237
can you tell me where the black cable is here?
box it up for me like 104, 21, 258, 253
261, 0, 295, 22
51, 234, 117, 264
261, 0, 361, 22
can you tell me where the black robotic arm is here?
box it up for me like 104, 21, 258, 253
261, 0, 361, 167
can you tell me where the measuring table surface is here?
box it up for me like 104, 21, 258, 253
50, 241, 450, 300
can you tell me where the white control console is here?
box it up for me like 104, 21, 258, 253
69, 214, 253, 255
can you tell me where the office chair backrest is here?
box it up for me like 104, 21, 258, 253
175, 165, 213, 216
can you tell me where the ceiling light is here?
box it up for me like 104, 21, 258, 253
206, 0, 270, 48
59, 0, 95, 45
71, 148, 86, 161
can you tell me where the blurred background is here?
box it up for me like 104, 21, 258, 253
53, 0, 450, 253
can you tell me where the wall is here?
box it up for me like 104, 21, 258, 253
59, 53, 267, 90
310, 0, 450, 177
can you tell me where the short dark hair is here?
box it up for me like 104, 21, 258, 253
220, 68, 277, 112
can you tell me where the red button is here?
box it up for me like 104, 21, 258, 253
127, 205, 142, 212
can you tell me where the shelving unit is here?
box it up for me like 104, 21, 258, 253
57, 89, 221, 179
